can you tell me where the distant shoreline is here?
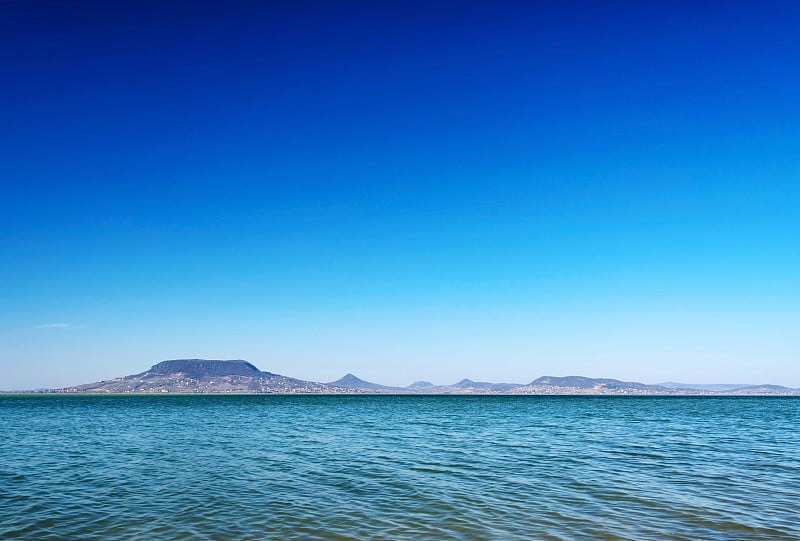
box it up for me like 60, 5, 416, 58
40, 359, 800, 396
4, 392, 799, 398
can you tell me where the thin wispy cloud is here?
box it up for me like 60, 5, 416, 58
35, 323, 71, 329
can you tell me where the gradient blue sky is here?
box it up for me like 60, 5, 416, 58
1, 1, 798, 389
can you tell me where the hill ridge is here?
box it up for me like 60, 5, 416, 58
48, 360, 800, 395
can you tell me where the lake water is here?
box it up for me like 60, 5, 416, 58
1, 395, 798, 540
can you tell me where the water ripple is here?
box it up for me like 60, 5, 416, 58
2, 395, 799, 540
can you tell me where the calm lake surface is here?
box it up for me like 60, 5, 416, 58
1, 395, 798, 540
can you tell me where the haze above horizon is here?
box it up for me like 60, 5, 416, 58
1, 1, 798, 390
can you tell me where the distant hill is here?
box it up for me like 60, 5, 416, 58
406, 381, 435, 390
522, 376, 671, 394
327, 373, 403, 392
58, 359, 343, 394
449, 378, 521, 392
737, 384, 794, 393
145, 359, 264, 378
659, 382, 751, 392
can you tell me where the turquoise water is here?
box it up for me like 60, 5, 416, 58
1, 395, 798, 540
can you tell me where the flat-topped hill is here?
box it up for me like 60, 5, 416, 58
60, 359, 335, 394
147, 359, 265, 378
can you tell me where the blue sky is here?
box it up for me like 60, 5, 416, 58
1, 1, 798, 389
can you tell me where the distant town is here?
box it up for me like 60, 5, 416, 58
16, 359, 800, 396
